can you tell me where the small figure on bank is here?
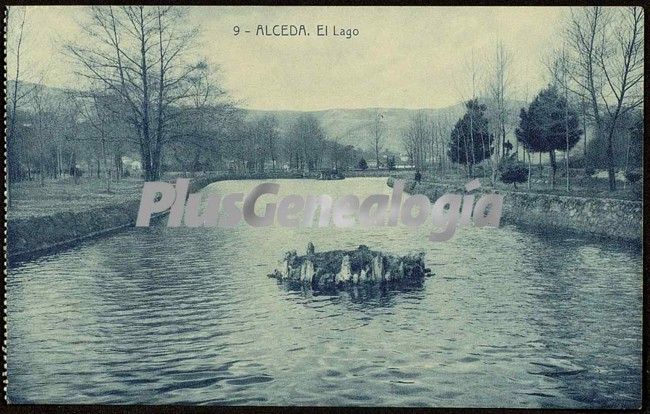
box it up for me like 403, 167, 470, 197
414, 170, 422, 183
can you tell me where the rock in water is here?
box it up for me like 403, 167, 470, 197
300, 259, 315, 284
268, 243, 432, 290
336, 255, 352, 284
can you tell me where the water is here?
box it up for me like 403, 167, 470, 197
7, 178, 642, 407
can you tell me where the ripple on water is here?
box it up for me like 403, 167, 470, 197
6, 178, 642, 407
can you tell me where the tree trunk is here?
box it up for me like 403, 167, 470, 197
375, 146, 380, 170
549, 150, 556, 189
606, 129, 616, 191
139, 7, 153, 181
101, 138, 110, 192
527, 150, 532, 190
39, 148, 45, 187
582, 100, 588, 175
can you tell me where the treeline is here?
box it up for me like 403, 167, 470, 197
6, 6, 364, 193
399, 6, 643, 191
6, 6, 643, 195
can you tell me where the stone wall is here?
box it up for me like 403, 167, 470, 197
7, 171, 358, 262
387, 177, 642, 243
7, 177, 216, 262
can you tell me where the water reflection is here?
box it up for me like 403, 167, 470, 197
275, 278, 427, 308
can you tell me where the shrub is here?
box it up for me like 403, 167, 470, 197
625, 170, 641, 183
500, 162, 528, 189
569, 157, 585, 169
357, 158, 368, 170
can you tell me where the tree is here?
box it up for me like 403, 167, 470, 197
29, 85, 67, 186
448, 99, 493, 177
515, 86, 582, 188
66, 6, 205, 181
7, 7, 27, 185
488, 41, 513, 183
499, 155, 527, 189
172, 60, 233, 174
285, 114, 326, 172
625, 170, 641, 184
431, 114, 453, 175
560, 6, 644, 191
77, 88, 121, 191
515, 108, 534, 189
6, 6, 42, 202
369, 111, 384, 169
262, 116, 279, 171
402, 112, 429, 171
597, 7, 644, 191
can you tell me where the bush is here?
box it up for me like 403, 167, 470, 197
585, 167, 596, 177
500, 162, 528, 189
625, 169, 641, 183
357, 158, 368, 170
569, 157, 585, 169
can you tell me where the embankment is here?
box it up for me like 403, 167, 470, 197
7, 177, 210, 262
387, 177, 642, 243
9, 170, 393, 262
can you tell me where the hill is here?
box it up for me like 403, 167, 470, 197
8, 80, 529, 154
243, 105, 467, 153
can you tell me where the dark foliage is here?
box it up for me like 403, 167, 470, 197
625, 170, 641, 183
357, 158, 368, 170
500, 161, 528, 188
515, 86, 582, 154
448, 99, 494, 175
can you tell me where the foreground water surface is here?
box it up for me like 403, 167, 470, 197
7, 178, 642, 407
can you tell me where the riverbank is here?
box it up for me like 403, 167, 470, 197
7, 172, 303, 262
387, 177, 642, 243
8, 170, 642, 262
9, 170, 404, 262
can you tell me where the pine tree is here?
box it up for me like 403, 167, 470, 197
448, 99, 494, 177
515, 86, 582, 187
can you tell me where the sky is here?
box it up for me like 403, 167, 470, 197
6, 6, 570, 111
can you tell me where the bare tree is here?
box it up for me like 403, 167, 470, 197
262, 116, 279, 171
560, 6, 643, 191
66, 6, 204, 181
402, 112, 429, 171
6, 6, 40, 202
7, 7, 27, 183
369, 111, 384, 169
488, 41, 512, 184
597, 6, 644, 190
74, 88, 125, 191
29, 85, 64, 186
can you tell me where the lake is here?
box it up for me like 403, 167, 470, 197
7, 177, 642, 407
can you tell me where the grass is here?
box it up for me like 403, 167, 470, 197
407, 169, 642, 201
7, 167, 641, 221
7, 177, 145, 220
